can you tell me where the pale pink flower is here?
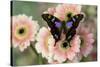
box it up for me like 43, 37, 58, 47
77, 24, 94, 57
48, 34, 80, 63
55, 4, 81, 21
46, 4, 81, 21
67, 24, 94, 62
12, 14, 39, 52
35, 27, 55, 58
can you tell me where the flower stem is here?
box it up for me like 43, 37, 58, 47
30, 44, 39, 56
38, 54, 43, 64
30, 44, 43, 64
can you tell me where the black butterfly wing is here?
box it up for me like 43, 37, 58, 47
66, 14, 84, 42
42, 14, 62, 42
72, 14, 84, 29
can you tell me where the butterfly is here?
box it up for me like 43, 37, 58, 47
42, 13, 84, 47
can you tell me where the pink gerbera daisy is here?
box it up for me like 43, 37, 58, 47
46, 4, 81, 21
12, 14, 39, 52
77, 23, 94, 57
48, 33, 80, 63
35, 27, 55, 58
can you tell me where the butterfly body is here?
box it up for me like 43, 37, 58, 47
42, 13, 84, 46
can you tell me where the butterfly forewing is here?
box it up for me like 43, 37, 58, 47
42, 14, 62, 42
66, 14, 84, 42
72, 14, 84, 29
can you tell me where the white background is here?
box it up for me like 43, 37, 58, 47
0, 0, 100, 67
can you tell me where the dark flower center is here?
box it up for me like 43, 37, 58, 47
19, 28, 25, 35
67, 13, 72, 18
80, 38, 84, 46
62, 41, 69, 48
63, 42, 68, 48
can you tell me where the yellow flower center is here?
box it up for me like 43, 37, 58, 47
15, 24, 30, 40
45, 37, 49, 49
44, 31, 51, 50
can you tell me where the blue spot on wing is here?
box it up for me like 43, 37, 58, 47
72, 18, 76, 22
66, 21, 73, 28
55, 21, 61, 28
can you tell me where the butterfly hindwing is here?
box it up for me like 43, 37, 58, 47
42, 14, 62, 42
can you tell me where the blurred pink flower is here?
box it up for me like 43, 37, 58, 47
35, 27, 55, 58
12, 14, 39, 52
46, 4, 81, 21
77, 24, 94, 57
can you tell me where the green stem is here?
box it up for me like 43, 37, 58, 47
38, 54, 43, 64
30, 44, 38, 56
30, 44, 43, 64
